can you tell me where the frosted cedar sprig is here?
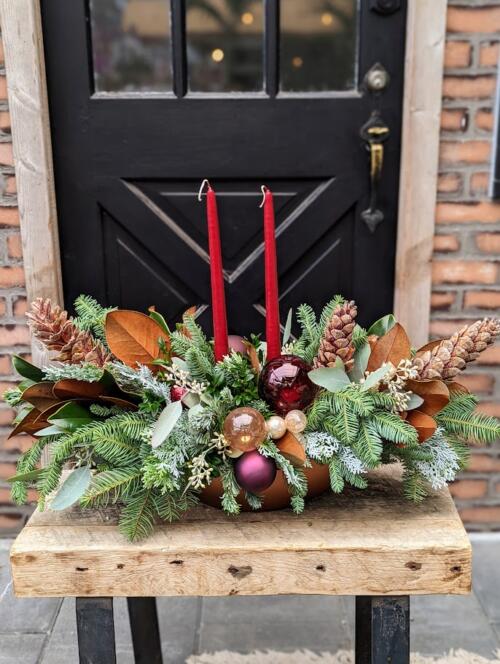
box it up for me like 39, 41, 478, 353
413, 318, 500, 381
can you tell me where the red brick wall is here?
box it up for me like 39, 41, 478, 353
0, 4, 500, 535
436, 1, 500, 530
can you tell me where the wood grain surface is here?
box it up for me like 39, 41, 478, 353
10, 465, 471, 598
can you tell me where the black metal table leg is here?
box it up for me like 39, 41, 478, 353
127, 597, 163, 664
76, 597, 116, 664
355, 596, 410, 664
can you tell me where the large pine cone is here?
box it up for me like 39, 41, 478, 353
314, 300, 357, 371
27, 297, 111, 367
413, 318, 500, 380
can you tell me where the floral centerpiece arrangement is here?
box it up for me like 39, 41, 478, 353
4, 183, 500, 541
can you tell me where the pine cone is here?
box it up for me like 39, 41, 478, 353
413, 318, 500, 380
314, 300, 357, 371
27, 298, 111, 367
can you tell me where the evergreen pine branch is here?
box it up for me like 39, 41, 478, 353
11, 437, 52, 504
324, 406, 359, 445
244, 491, 263, 510
352, 325, 368, 351
296, 303, 318, 342
81, 467, 142, 507
354, 420, 383, 467
328, 457, 345, 493
73, 294, 116, 343
319, 295, 344, 334
436, 406, 500, 445
37, 461, 64, 502
220, 464, 241, 515
119, 489, 156, 541
185, 346, 215, 383
372, 410, 419, 446
170, 331, 193, 358
402, 469, 428, 503
153, 491, 198, 522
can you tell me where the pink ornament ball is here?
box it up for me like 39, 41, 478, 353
170, 385, 187, 402
258, 354, 317, 416
234, 450, 277, 494
228, 334, 248, 355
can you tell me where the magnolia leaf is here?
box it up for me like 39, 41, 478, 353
367, 314, 397, 337
100, 396, 139, 410
406, 393, 425, 411
308, 366, 351, 393
282, 308, 293, 345
148, 307, 171, 335
151, 400, 183, 449
7, 468, 45, 483
366, 323, 411, 373
416, 339, 443, 355
406, 379, 450, 417
406, 410, 437, 443
48, 402, 93, 432
22, 382, 59, 411
105, 310, 170, 369
50, 467, 92, 511
277, 431, 306, 467
361, 364, 392, 392
12, 355, 44, 382
8, 407, 48, 439
53, 379, 106, 401
34, 424, 66, 437
447, 381, 470, 396
350, 343, 371, 382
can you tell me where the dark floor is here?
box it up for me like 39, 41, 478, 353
0, 536, 499, 663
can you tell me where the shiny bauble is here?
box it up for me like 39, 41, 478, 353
234, 450, 277, 493
228, 334, 248, 355
258, 355, 317, 416
223, 407, 267, 452
266, 415, 287, 440
170, 385, 187, 402
285, 409, 307, 434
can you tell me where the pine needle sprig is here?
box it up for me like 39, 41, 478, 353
81, 467, 142, 507
220, 464, 241, 515
119, 490, 156, 542
73, 294, 116, 343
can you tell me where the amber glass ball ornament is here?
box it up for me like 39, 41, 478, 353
258, 355, 317, 416
223, 407, 267, 452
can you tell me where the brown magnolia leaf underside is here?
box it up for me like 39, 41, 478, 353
406, 378, 450, 417
105, 310, 170, 369
366, 323, 411, 373
277, 432, 306, 467
447, 381, 470, 395
21, 382, 60, 412
243, 341, 261, 374
406, 410, 437, 443
53, 379, 107, 401
415, 339, 443, 355
9, 408, 48, 438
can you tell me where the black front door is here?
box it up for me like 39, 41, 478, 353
41, 0, 407, 335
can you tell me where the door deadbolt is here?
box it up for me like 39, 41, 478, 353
364, 63, 390, 93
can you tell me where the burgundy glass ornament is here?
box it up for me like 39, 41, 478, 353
258, 354, 317, 416
170, 385, 187, 402
234, 450, 277, 494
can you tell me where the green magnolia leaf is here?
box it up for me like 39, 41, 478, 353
51, 467, 92, 511
282, 308, 293, 345
34, 424, 66, 437
308, 366, 351, 393
12, 355, 44, 382
406, 393, 425, 411
48, 403, 93, 432
148, 310, 171, 335
367, 314, 397, 337
350, 343, 371, 383
151, 400, 183, 449
7, 468, 44, 483
361, 364, 392, 392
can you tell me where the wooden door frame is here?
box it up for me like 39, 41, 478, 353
0, 0, 446, 348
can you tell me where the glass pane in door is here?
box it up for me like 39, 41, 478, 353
280, 0, 358, 92
90, 0, 173, 92
186, 0, 264, 92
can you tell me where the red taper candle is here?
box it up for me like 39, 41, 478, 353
203, 181, 228, 361
262, 186, 281, 360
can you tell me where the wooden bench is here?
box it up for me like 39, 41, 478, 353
10, 466, 471, 664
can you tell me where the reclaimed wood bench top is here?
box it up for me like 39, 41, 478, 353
10, 465, 471, 598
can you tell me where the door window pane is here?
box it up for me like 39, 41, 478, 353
280, 0, 358, 92
186, 0, 264, 93
90, 0, 173, 93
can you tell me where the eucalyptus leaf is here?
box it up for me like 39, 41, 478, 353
406, 393, 425, 411
367, 314, 397, 337
308, 366, 351, 393
48, 402, 93, 432
50, 467, 92, 511
181, 392, 200, 409
172, 357, 189, 372
151, 400, 183, 449
361, 364, 392, 392
282, 308, 293, 345
350, 343, 371, 383
12, 355, 44, 382
7, 468, 44, 484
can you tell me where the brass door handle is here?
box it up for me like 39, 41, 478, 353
360, 112, 390, 233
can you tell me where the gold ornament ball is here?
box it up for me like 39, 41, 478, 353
285, 409, 307, 434
266, 415, 287, 440
223, 407, 267, 452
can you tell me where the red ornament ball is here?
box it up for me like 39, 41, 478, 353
258, 354, 317, 416
170, 385, 187, 402
234, 450, 277, 494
